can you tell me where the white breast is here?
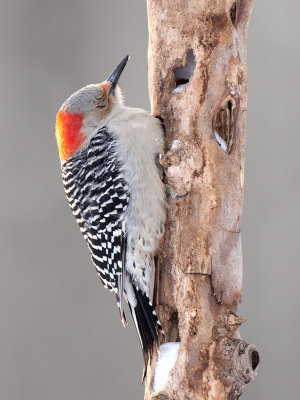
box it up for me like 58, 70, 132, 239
107, 107, 166, 295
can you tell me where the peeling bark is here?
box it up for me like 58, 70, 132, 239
145, 0, 258, 399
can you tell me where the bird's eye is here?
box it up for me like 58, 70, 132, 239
97, 100, 106, 109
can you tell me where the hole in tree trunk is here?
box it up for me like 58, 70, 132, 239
172, 49, 195, 94
213, 98, 236, 153
250, 349, 260, 371
230, 2, 238, 25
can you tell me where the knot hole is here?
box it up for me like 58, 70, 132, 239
250, 349, 259, 371
213, 97, 236, 153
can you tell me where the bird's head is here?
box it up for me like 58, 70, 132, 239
56, 55, 129, 162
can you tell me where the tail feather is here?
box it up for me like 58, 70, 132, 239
125, 277, 163, 380
132, 284, 159, 353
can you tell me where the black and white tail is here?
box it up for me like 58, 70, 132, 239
125, 276, 163, 378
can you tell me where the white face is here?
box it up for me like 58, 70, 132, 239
60, 82, 124, 130
61, 83, 106, 114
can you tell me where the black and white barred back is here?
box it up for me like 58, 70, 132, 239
62, 127, 128, 291
61, 127, 162, 358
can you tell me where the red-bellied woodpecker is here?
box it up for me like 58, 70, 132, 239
55, 56, 166, 368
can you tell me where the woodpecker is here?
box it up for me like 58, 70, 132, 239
55, 56, 166, 366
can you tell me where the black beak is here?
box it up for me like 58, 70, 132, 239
106, 55, 129, 95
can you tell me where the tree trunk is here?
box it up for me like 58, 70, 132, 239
145, 1, 258, 399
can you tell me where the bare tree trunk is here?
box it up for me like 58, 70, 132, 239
145, 1, 258, 399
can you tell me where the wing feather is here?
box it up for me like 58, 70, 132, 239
61, 127, 129, 313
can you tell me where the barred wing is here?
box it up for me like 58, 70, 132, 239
61, 128, 129, 317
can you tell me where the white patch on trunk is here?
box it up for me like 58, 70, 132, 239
171, 139, 180, 150
153, 342, 180, 392
214, 130, 228, 152
172, 82, 189, 94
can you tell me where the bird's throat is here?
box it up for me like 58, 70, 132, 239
56, 110, 85, 161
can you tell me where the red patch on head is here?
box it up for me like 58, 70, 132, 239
56, 110, 84, 161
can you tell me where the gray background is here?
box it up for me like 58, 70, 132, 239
1, 0, 299, 399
